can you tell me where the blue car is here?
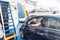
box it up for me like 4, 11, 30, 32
20, 15, 60, 40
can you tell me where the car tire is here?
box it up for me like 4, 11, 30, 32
20, 30, 24, 38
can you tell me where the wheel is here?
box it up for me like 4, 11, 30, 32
20, 25, 25, 38
20, 30, 24, 38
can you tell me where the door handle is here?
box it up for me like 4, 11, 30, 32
37, 32, 44, 35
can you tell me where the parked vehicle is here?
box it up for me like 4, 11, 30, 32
20, 15, 60, 40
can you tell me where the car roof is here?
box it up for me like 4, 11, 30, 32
25, 14, 60, 24
29, 14, 60, 19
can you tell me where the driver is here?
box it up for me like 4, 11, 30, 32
30, 18, 41, 27
33, 18, 38, 24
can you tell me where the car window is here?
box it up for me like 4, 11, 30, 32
28, 17, 48, 27
48, 18, 60, 30
28, 18, 43, 26
28, 18, 43, 25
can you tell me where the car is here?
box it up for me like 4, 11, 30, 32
20, 15, 60, 40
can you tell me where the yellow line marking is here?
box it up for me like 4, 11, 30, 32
5, 34, 16, 40
22, 4, 28, 17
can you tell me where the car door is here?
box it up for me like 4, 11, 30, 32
44, 17, 60, 40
